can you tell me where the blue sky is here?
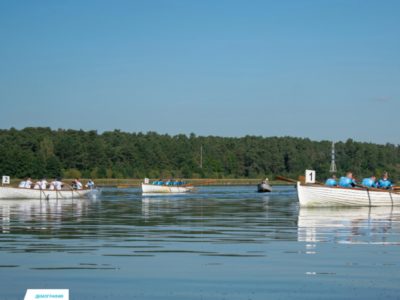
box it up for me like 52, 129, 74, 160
0, 0, 399, 144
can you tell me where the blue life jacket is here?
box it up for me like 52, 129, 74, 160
361, 178, 376, 188
325, 178, 337, 187
378, 179, 392, 189
339, 176, 355, 188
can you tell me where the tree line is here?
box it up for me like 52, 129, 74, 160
0, 127, 399, 181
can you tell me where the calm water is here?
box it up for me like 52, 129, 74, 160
0, 186, 399, 299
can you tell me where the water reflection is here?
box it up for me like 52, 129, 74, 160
0, 198, 95, 234
0, 187, 299, 255
298, 206, 400, 244
3, 190, 399, 249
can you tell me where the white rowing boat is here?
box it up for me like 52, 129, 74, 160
0, 186, 99, 200
141, 183, 195, 194
297, 182, 400, 207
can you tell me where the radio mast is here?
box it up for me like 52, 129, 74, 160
200, 145, 203, 169
329, 141, 337, 174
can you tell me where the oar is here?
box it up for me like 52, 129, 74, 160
63, 183, 75, 191
355, 183, 371, 189
354, 183, 382, 191
355, 184, 400, 194
275, 175, 326, 185
275, 176, 297, 184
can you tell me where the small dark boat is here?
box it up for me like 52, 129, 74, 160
257, 178, 272, 193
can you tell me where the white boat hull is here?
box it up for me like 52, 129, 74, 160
141, 183, 194, 194
297, 182, 400, 207
0, 186, 97, 200
257, 183, 272, 192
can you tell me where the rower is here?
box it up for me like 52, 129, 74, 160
33, 180, 40, 189
325, 175, 337, 187
75, 178, 83, 190
361, 176, 377, 188
18, 180, 26, 188
18, 177, 32, 188
377, 172, 392, 189
54, 178, 63, 190
37, 178, 48, 190
339, 172, 356, 188
85, 179, 95, 189
49, 178, 57, 190
50, 178, 62, 190
34, 179, 47, 190
25, 178, 32, 189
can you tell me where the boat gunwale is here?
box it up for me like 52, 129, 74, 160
299, 183, 399, 194
0, 186, 94, 192
141, 183, 194, 188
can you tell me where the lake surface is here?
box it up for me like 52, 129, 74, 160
0, 185, 399, 299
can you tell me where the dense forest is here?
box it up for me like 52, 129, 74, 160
0, 127, 399, 181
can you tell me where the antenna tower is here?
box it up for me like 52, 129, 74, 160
329, 141, 337, 173
200, 145, 203, 169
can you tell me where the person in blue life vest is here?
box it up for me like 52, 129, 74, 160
361, 175, 377, 188
325, 175, 337, 187
339, 172, 357, 188
377, 172, 392, 189
153, 179, 163, 185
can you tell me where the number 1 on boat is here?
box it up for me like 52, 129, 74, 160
305, 170, 316, 184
